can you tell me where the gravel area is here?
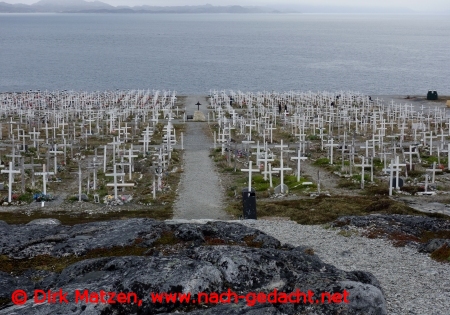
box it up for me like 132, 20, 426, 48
239, 219, 450, 315
173, 96, 231, 220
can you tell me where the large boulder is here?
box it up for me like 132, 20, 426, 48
0, 219, 387, 314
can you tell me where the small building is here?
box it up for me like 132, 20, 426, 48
427, 90, 438, 100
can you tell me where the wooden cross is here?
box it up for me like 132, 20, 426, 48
241, 160, 260, 192
34, 164, 54, 195
273, 140, 292, 194
49, 146, 64, 174
290, 149, 308, 182
28, 127, 42, 149
324, 138, 339, 164
354, 157, 371, 189
426, 162, 442, 184
1, 161, 20, 202
391, 156, 406, 190
426, 131, 438, 155
260, 150, 274, 181
106, 164, 134, 199
6, 147, 22, 171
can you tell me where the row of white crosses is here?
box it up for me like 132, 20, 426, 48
211, 91, 450, 195
241, 139, 310, 195
0, 98, 181, 204
212, 90, 450, 158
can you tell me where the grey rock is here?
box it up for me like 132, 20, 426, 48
332, 214, 450, 251
0, 220, 387, 314
339, 281, 387, 315
0, 271, 34, 301
419, 239, 450, 253
26, 219, 61, 226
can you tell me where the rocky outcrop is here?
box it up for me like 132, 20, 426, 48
0, 219, 386, 314
332, 214, 450, 236
332, 214, 450, 255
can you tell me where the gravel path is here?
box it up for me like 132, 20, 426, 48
299, 159, 358, 196
173, 96, 231, 220
239, 219, 450, 315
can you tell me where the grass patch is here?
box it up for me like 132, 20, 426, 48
430, 244, 450, 262
0, 245, 149, 275
388, 232, 422, 247
225, 196, 428, 225
313, 158, 330, 166
408, 170, 425, 178
0, 207, 173, 225
243, 235, 264, 248
338, 229, 358, 237
153, 231, 180, 246
420, 230, 450, 242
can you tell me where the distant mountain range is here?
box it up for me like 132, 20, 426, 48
0, 0, 278, 13
0, 0, 419, 14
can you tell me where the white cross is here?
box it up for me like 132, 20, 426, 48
290, 149, 308, 182
360, 140, 374, 159
106, 164, 126, 200
382, 160, 397, 196
260, 150, 274, 181
76, 165, 83, 202
324, 138, 339, 164
123, 146, 138, 180
49, 146, 64, 174
265, 124, 276, 143
426, 162, 442, 184
391, 156, 406, 190
353, 157, 371, 189
241, 160, 260, 192
427, 131, 438, 155
34, 164, 54, 195
1, 161, 20, 202
273, 140, 292, 194
441, 143, 450, 170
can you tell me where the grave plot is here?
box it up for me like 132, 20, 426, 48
207, 90, 450, 224
0, 90, 186, 224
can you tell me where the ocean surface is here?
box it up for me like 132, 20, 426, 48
0, 13, 449, 95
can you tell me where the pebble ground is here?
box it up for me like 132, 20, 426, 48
240, 219, 450, 315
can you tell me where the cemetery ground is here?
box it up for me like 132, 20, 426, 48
0, 106, 187, 224
1, 91, 450, 314
204, 95, 450, 264
0, 90, 449, 256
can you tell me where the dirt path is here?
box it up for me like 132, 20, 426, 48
173, 96, 231, 220
300, 160, 359, 196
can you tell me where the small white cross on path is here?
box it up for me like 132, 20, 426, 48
290, 149, 308, 182
426, 162, 442, 184
1, 162, 20, 202
241, 160, 260, 192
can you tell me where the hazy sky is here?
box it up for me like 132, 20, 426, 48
5, 0, 450, 12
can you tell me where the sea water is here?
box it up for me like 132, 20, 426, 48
0, 13, 449, 94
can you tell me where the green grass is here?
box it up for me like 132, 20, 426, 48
225, 195, 448, 225
314, 158, 330, 166
0, 206, 173, 225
